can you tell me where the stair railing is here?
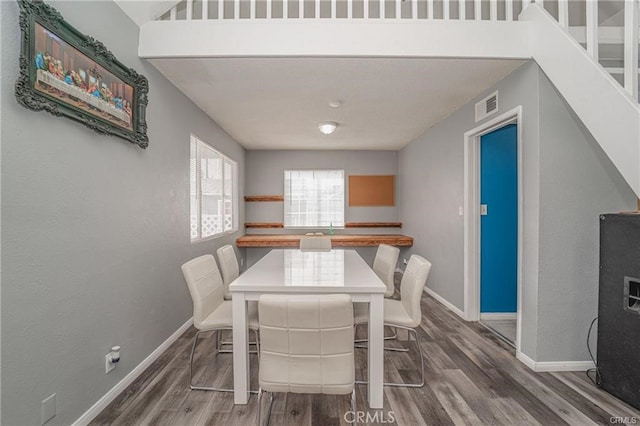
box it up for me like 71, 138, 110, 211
157, 0, 639, 102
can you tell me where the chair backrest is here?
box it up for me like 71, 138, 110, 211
258, 294, 354, 395
299, 236, 332, 252
216, 244, 240, 291
181, 255, 225, 330
400, 255, 432, 328
373, 244, 400, 297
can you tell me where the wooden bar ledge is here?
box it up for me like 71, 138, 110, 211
236, 234, 413, 248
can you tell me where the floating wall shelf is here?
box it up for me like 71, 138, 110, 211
237, 234, 413, 248
244, 195, 284, 202
245, 222, 402, 229
345, 222, 402, 228
245, 222, 284, 228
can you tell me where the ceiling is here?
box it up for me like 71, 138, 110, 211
150, 57, 525, 150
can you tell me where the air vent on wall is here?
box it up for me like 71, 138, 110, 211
475, 91, 499, 122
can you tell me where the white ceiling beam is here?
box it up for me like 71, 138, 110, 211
139, 20, 530, 59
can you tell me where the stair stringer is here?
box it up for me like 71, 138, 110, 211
522, 4, 640, 198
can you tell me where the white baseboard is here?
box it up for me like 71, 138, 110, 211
516, 351, 595, 372
72, 318, 194, 426
424, 287, 465, 319
516, 351, 537, 370
532, 360, 595, 372
480, 313, 517, 321
421, 290, 593, 373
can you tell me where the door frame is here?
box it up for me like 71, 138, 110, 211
463, 106, 523, 353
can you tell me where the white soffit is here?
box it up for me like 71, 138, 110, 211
149, 57, 525, 150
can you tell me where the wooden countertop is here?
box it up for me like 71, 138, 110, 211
236, 234, 413, 248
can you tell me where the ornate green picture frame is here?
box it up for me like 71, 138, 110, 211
15, 0, 149, 148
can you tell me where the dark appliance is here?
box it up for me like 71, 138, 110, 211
598, 213, 640, 410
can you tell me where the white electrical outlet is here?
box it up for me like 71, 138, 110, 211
41, 393, 56, 424
105, 354, 116, 374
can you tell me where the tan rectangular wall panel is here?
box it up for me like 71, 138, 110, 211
348, 175, 395, 206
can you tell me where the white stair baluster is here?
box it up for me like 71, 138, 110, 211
186, 0, 193, 19
203, 0, 209, 19
459, 0, 466, 20
505, 0, 513, 21
489, 0, 496, 20
443, 0, 449, 19
474, 0, 481, 20
170, 5, 177, 19
624, 0, 639, 101
557, 0, 568, 28
428, 0, 434, 18
586, 0, 598, 60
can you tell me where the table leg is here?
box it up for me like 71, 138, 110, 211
232, 292, 249, 404
368, 293, 384, 409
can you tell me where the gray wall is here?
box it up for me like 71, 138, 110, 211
536, 74, 636, 362
398, 62, 542, 359
398, 60, 636, 362
1, 2, 245, 424
244, 150, 398, 266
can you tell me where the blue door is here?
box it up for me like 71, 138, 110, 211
480, 124, 517, 313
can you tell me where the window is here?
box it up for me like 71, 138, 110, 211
284, 170, 345, 228
190, 135, 237, 241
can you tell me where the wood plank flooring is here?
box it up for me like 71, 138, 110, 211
91, 275, 640, 425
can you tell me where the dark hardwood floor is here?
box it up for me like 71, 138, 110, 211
91, 275, 639, 425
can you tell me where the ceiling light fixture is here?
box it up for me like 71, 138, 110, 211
329, 100, 343, 108
318, 122, 338, 135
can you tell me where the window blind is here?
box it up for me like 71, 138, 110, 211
284, 170, 345, 228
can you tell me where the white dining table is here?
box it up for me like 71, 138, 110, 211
229, 248, 386, 408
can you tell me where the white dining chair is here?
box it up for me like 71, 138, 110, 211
373, 244, 400, 298
216, 244, 257, 353
181, 254, 260, 392
216, 244, 240, 301
355, 243, 401, 345
256, 294, 355, 425
299, 235, 332, 252
354, 254, 432, 388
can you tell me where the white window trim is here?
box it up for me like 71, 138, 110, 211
190, 134, 238, 243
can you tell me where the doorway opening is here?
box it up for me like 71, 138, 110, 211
479, 123, 518, 346
464, 106, 523, 353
